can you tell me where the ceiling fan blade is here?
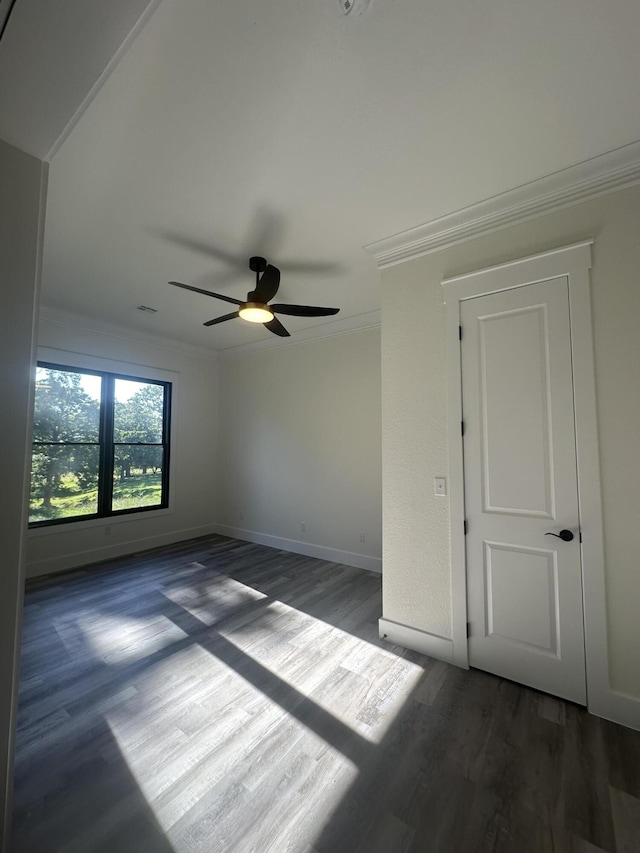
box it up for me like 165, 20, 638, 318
271, 304, 340, 317
203, 311, 239, 327
264, 316, 290, 337
278, 259, 344, 276
158, 232, 243, 267
251, 265, 281, 303
169, 281, 243, 306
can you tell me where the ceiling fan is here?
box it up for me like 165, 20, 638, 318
169, 256, 339, 337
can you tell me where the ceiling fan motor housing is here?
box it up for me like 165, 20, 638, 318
249, 256, 267, 273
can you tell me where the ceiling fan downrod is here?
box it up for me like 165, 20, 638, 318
243, 256, 273, 321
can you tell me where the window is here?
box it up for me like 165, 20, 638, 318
29, 363, 171, 526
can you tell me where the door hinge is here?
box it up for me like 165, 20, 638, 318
461, 420, 465, 436
459, 325, 463, 340
466, 621, 471, 638
579, 530, 583, 543
463, 519, 468, 535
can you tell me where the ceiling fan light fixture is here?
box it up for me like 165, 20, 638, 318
239, 302, 274, 323
170, 257, 338, 338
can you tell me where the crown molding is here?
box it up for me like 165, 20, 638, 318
46, 0, 163, 161
38, 306, 219, 362
218, 309, 381, 361
364, 140, 640, 269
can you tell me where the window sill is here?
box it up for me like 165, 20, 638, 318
27, 505, 175, 537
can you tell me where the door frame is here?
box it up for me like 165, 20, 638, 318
442, 241, 609, 716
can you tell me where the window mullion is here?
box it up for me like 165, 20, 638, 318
161, 383, 172, 506
98, 375, 115, 515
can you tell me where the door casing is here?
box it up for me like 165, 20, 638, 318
442, 241, 609, 716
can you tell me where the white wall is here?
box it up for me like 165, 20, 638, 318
381, 183, 640, 702
27, 318, 219, 577
0, 139, 46, 850
381, 258, 451, 636
216, 328, 382, 572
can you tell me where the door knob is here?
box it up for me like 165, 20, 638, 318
545, 529, 574, 542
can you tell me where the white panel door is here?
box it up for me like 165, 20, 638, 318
462, 277, 586, 703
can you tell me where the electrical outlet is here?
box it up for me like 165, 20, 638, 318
435, 477, 447, 496
359, 532, 365, 543
300, 522, 306, 533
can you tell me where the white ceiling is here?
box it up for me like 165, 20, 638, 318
4, 0, 640, 354
0, 0, 159, 159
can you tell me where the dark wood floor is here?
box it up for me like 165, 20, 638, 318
11, 535, 640, 852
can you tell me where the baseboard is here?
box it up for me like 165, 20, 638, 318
378, 622, 640, 731
212, 524, 382, 573
378, 618, 455, 663
27, 521, 382, 579
25, 524, 218, 579
589, 687, 640, 733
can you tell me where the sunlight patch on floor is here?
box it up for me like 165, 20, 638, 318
105, 694, 361, 839
65, 610, 190, 664
92, 569, 426, 843
161, 568, 270, 627
215, 597, 426, 745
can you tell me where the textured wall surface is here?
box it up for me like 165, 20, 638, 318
380, 184, 640, 699
217, 328, 382, 564
381, 260, 451, 637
